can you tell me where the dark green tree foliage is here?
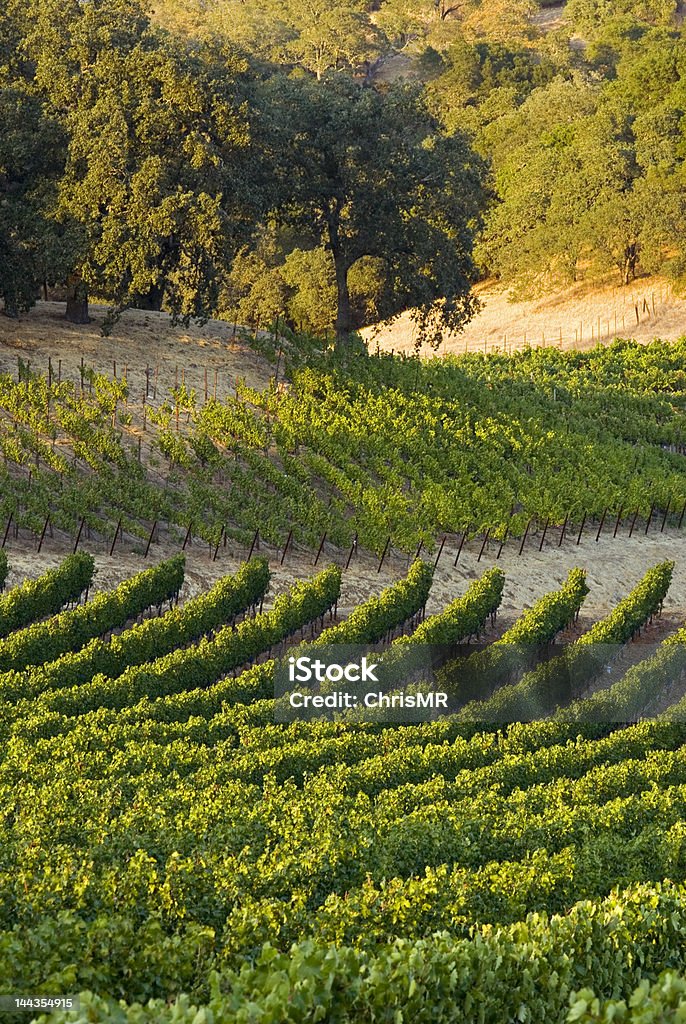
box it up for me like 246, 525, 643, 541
0, 9, 69, 316
221, 228, 387, 334
11, 0, 257, 323
566, 0, 677, 36
426, 36, 558, 134
196, 0, 382, 79
263, 73, 484, 346
473, 24, 686, 291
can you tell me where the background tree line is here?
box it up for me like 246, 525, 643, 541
2, 0, 686, 345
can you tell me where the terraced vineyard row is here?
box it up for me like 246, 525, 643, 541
0, 554, 682, 1021
2, 339, 686, 556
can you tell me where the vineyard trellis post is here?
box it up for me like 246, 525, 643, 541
518, 519, 531, 556
377, 536, 391, 573
645, 503, 655, 535
73, 516, 85, 554
538, 518, 549, 552
36, 514, 50, 553
558, 514, 568, 547
629, 508, 639, 538
144, 520, 157, 558
109, 518, 122, 557
661, 500, 670, 533
434, 534, 447, 567
576, 512, 586, 546
247, 529, 260, 562
213, 526, 226, 562
477, 530, 490, 562
314, 532, 327, 566
497, 520, 510, 559
1, 513, 12, 550
280, 528, 293, 566
454, 526, 469, 565
182, 522, 193, 550
345, 532, 358, 570
613, 507, 623, 538
595, 508, 608, 542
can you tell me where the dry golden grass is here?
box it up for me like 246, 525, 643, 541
0, 301, 274, 402
363, 275, 686, 356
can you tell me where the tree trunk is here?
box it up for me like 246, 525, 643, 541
436, 0, 462, 19
65, 274, 90, 324
622, 243, 638, 286
2, 291, 19, 319
334, 255, 353, 344
131, 282, 165, 311
327, 214, 353, 346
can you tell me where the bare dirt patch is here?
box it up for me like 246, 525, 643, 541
3, 518, 685, 623
530, 2, 567, 32
363, 276, 686, 356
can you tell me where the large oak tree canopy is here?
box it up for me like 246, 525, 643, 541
5, 0, 258, 324
262, 73, 484, 347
